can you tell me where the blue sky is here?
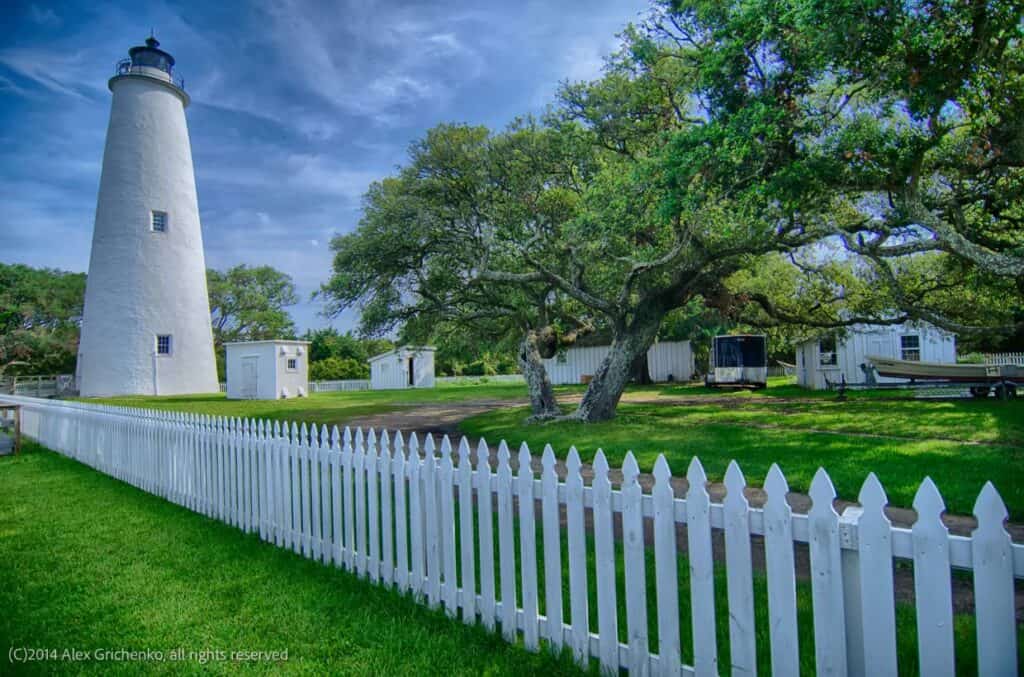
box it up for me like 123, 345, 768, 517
0, 0, 648, 333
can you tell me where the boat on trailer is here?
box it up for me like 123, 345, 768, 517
865, 355, 1021, 398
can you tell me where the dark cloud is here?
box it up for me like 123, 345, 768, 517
0, 0, 648, 331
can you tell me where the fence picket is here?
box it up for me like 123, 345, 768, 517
687, 458, 717, 677
458, 438, 477, 623
723, 461, 756, 677
310, 424, 323, 563
476, 438, 496, 631
300, 422, 313, 559
289, 422, 301, 555
622, 452, 650, 674
972, 482, 1017, 676
423, 435, 441, 608
367, 429, 380, 582
408, 434, 425, 598
592, 450, 619, 674
330, 425, 343, 567
393, 433, 409, 591
911, 477, 954, 677
440, 436, 458, 617
566, 447, 589, 667
517, 442, 539, 650
354, 427, 367, 574
653, 455, 681, 677
342, 427, 355, 571
808, 468, 847, 676
540, 444, 563, 650
496, 441, 517, 641
764, 464, 799, 676
380, 430, 393, 586
856, 473, 897, 676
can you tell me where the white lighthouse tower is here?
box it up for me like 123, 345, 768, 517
77, 37, 218, 397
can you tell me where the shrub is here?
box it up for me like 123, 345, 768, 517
309, 357, 368, 380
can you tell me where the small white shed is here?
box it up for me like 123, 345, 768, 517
795, 322, 956, 390
225, 340, 310, 400
541, 340, 694, 385
369, 346, 436, 390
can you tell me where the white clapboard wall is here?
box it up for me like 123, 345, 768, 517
5, 394, 1022, 676
543, 341, 694, 385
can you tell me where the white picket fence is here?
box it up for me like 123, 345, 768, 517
985, 352, 1024, 366
436, 374, 526, 385
3, 394, 1021, 676
308, 379, 371, 393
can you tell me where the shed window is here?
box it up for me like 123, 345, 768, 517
286, 357, 298, 371
901, 335, 920, 361
156, 334, 172, 355
819, 335, 838, 366
151, 211, 168, 232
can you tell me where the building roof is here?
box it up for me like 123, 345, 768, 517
224, 340, 310, 347
368, 345, 436, 363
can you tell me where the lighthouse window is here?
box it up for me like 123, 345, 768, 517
156, 334, 172, 355
151, 211, 167, 232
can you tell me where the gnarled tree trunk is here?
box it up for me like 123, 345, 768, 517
568, 312, 662, 422
519, 330, 560, 420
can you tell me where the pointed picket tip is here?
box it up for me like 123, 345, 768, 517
973, 481, 1008, 524
497, 440, 510, 464
394, 430, 405, 450
857, 472, 889, 511
541, 444, 556, 470
566, 446, 582, 474
331, 425, 341, 446
380, 429, 391, 454
622, 451, 640, 484
290, 421, 299, 437
765, 463, 790, 498
809, 467, 837, 511
724, 460, 746, 493
440, 435, 453, 457
517, 441, 532, 464
343, 426, 352, 443
367, 428, 377, 446
912, 476, 946, 516
653, 454, 672, 482
321, 424, 330, 443
458, 436, 471, 459
355, 427, 364, 444
273, 420, 281, 436
592, 449, 609, 476
475, 438, 489, 464
686, 456, 707, 489
408, 432, 419, 453
424, 434, 436, 454
257, 419, 264, 435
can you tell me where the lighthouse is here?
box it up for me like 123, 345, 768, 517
77, 37, 218, 397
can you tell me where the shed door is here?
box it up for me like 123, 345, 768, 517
408, 357, 415, 386
241, 357, 259, 399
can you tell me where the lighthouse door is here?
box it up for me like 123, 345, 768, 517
241, 357, 259, 399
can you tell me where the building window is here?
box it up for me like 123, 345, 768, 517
819, 335, 838, 366
286, 357, 298, 371
901, 335, 920, 361
151, 211, 167, 232
156, 334, 172, 355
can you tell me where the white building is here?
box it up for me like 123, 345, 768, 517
542, 341, 694, 386
795, 322, 957, 390
369, 346, 436, 390
77, 37, 218, 397
225, 341, 309, 400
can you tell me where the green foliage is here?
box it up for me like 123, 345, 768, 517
309, 356, 369, 381
207, 265, 298, 347
0, 263, 85, 375
303, 327, 392, 364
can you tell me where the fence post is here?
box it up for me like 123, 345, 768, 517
839, 506, 865, 677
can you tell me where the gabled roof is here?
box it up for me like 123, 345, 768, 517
368, 345, 436, 363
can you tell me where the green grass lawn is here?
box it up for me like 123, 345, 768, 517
461, 386, 1024, 519
85, 381, 540, 427
85, 379, 1024, 519
0, 444, 589, 676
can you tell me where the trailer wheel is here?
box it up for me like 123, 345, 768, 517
970, 386, 990, 399
994, 384, 1017, 400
